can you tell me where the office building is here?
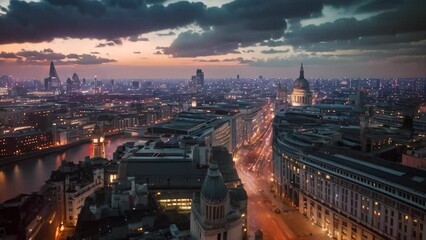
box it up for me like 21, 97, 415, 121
272, 109, 426, 240
44, 61, 61, 90
191, 69, 205, 93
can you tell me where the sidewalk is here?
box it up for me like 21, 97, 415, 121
259, 170, 330, 240
270, 191, 331, 240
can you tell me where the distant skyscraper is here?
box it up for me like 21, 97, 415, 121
92, 124, 105, 158
190, 69, 204, 93
93, 76, 102, 94
72, 73, 81, 88
196, 69, 204, 86
44, 61, 61, 90
276, 81, 287, 102
275, 81, 288, 111
132, 81, 140, 89
291, 63, 312, 107
66, 77, 72, 91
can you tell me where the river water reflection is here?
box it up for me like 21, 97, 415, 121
0, 134, 138, 203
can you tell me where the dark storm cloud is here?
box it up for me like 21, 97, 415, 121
17, 49, 66, 61
194, 57, 253, 64
111, 39, 123, 45
285, 1, 426, 51
0, 49, 115, 65
164, 0, 376, 57
355, 0, 404, 13
145, 0, 168, 4
0, 0, 206, 44
96, 42, 116, 48
250, 45, 426, 68
296, 32, 426, 53
66, 53, 80, 59
259, 40, 286, 47
0, 51, 18, 58
223, 57, 254, 64
193, 59, 221, 63
0, 0, 424, 62
250, 55, 344, 68
42, 48, 54, 53
242, 49, 255, 53
157, 31, 175, 36
261, 48, 290, 54
68, 54, 116, 65
164, 0, 331, 57
128, 35, 149, 42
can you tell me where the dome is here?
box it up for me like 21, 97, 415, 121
293, 77, 310, 90
201, 162, 227, 203
293, 63, 310, 90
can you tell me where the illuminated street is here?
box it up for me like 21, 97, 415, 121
235, 107, 330, 240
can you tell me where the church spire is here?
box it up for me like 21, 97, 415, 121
299, 62, 304, 79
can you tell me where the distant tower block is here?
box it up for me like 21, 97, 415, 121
276, 81, 287, 103
190, 69, 204, 94
92, 124, 105, 158
44, 61, 61, 90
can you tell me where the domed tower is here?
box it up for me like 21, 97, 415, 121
190, 162, 243, 240
92, 124, 105, 158
291, 63, 312, 107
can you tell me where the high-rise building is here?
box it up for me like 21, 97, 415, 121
196, 68, 204, 86
132, 80, 140, 89
92, 124, 105, 158
190, 69, 204, 93
291, 63, 312, 107
72, 73, 81, 90
44, 61, 61, 90
275, 81, 288, 111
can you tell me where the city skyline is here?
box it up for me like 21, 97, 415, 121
1, 0, 425, 79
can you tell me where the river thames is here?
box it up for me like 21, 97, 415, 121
0, 134, 139, 203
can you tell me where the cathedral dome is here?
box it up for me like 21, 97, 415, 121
201, 162, 227, 204
293, 77, 310, 90
293, 63, 310, 90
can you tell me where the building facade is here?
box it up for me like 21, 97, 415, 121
272, 111, 426, 240
190, 162, 243, 240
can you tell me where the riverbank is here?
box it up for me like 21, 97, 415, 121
0, 131, 125, 167
0, 134, 139, 203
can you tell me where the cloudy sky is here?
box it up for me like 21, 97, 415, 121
0, 0, 425, 80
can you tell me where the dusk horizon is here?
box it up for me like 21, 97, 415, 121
1, 0, 425, 79
1, 1, 426, 240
